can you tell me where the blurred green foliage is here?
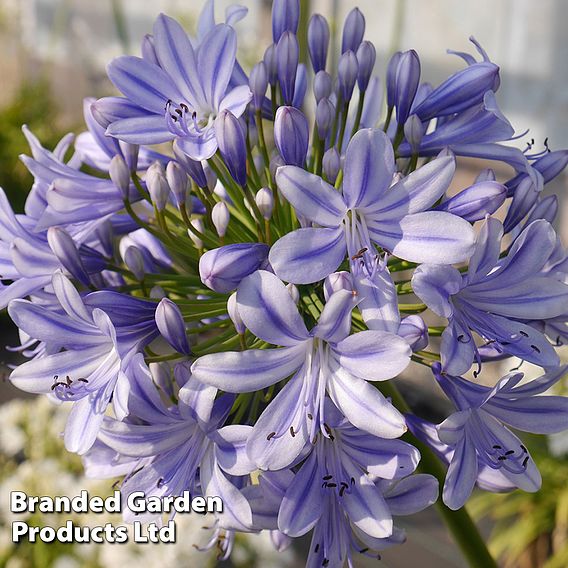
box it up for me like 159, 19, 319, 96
470, 434, 568, 568
0, 79, 64, 213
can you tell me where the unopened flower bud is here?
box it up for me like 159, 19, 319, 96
277, 32, 299, 105
212, 201, 230, 237
356, 40, 376, 92
404, 114, 424, 151
109, 155, 130, 199
118, 141, 139, 171
227, 292, 246, 334
156, 298, 190, 355
146, 161, 170, 211
249, 62, 268, 111
313, 70, 332, 102
341, 8, 365, 54
47, 227, 91, 286
324, 271, 354, 301
272, 0, 299, 43
215, 110, 247, 186
316, 98, 334, 139
150, 285, 166, 299
256, 188, 274, 220
123, 245, 145, 281
274, 106, 309, 167
188, 218, 204, 249
386, 51, 402, 108
308, 14, 329, 73
398, 315, 429, 351
338, 51, 359, 102
322, 147, 341, 184
395, 50, 421, 125
199, 243, 270, 293
166, 160, 188, 207
264, 44, 278, 86
286, 283, 300, 304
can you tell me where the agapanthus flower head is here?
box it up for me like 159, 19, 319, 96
3, 3, 568, 567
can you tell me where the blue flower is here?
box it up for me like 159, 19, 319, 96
191, 270, 411, 469
248, 403, 437, 567
409, 363, 568, 510
413, 217, 568, 375
7, 273, 158, 454
104, 14, 251, 161
97, 355, 255, 531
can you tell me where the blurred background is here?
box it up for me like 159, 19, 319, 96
0, 1, 567, 566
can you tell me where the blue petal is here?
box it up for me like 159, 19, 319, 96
197, 24, 237, 109
106, 56, 183, 114
153, 14, 206, 109
442, 434, 478, 510
367, 211, 475, 264
275, 166, 346, 227
190, 344, 306, 392
106, 115, 174, 145
269, 227, 346, 284
342, 129, 395, 209
411, 264, 462, 318
237, 270, 309, 346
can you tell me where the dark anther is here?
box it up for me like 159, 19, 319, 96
170, 114, 178, 121
523, 456, 529, 468
350, 477, 355, 485
492, 445, 502, 449
505, 450, 515, 456
290, 426, 296, 438
351, 247, 368, 260
314, 544, 320, 553
157, 478, 164, 488
359, 548, 369, 554
555, 336, 564, 347
530, 344, 541, 353
521, 445, 527, 453
326, 482, 337, 488
267, 432, 276, 440
192, 111, 197, 119
339, 482, 348, 497
323, 559, 329, 567
323, 423, 334, 440
180, 103, 189, 112
498, 456, 507, 461
111, 479, 121, 489
165, 99, 172, 109
78, 378, 89, 383
307, 413, 313, 420
175, 108, 183, 116
530, 138, 535, 145
500, 341, 510, 346
323, 475, 333, 480
473, 370, 479, 379
66, 375, 73, 386
519, 330, 529, 337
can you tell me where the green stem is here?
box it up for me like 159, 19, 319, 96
380, 381, 498, 568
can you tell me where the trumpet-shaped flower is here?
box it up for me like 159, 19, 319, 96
104, 14, 251, 161
192, 270, 412, 470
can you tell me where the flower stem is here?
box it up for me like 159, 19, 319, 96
380, 381, 498, 568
